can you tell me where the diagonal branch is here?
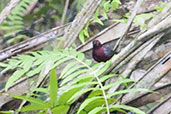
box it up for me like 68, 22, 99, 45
0, 24, 69, 61
0, 0, 20, 25
57, 0, 103, 48
113, 0, 144, 51
61, 0, 70, 25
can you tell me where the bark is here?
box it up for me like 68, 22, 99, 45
0, 0, 20, 24
0, 24, 69, 61
125, 83, 171, 107
57, 0, 103, 48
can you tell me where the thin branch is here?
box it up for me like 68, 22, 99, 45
0, 0, 20, 25
0, 23, 69, 61
121, 35, 162, 77
57, 0, 103, 48
61, 0, 70, 25
125, 83, 171, 107
105, 13, 171, 74
113, 0, 144, 51
108, 35, 163, 93
122, 50, 171, 103
76, 22, 119, 51
147, 94, 171, 114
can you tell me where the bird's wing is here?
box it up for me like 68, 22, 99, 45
103, 47, 117, 58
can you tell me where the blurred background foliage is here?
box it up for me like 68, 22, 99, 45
0, 0, 86, 48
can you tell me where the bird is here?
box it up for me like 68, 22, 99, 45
92, 40, 118, 62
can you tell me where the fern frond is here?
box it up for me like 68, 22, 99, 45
0, 0, 36, 43
0, 48, 148, 114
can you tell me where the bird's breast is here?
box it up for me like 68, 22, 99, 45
92, 48, 107, 62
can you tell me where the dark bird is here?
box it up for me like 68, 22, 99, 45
92, 40, 117, 62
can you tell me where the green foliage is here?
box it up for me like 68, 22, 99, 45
0, 49, 149, 113
0, 0, 36, 43
111, 0, 122, 10
79, 22, 90, 44
78, 0, 122, 44
154, 1, 168, 12
113, 12, 155, 29
0, 110, 14, 114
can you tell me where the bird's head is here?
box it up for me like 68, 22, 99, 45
93, 40, 102, 49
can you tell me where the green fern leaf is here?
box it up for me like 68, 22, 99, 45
5, 69, 25, 91
49, 69, 58, 107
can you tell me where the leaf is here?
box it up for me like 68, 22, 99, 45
1, 59, 21, 74
103, 1, 110, 12
108, 88, 151, 98
102, 11, 108, 19
27, 64, 44, 77
10, 95, 49, 107
5, 69, 25, 91
103, 79, 134, 90
96, 62, 110, 76
77, 96, 104, 114
0, 62, 8, 67
50, 69, 58, 107
109, 104, 146, 114
94, 17, 104, 25
111, 0, 121, 10
0, 111, 14, 114
95, 9, 99, 17
60, 65, 85, 79
68, 88, 95, 104
22, 59, 33, 72
60, 69, 89, 86
20, 104, 47, 112
88, 90, 103, 98
79, 30, 85, 44
72, 75, 94, 85
53, 57, 72, 68
88, 106, 126, 114
51, 105, 70, 114
87, 107, 105, 114
83, 29, 89, 38
33, 88, 49, 94
100, 74, 118, 82
136, 13, 155, 18
77, 53, 85, 61
60, 61, 78, 78
59, 82, 97, 105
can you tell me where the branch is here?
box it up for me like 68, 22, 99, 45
105, 11, 171, 74
147, 94, 171, 114
122, 50, 171, 103
125, 83, 171, 107
57, 0, 103, 48
113, 0, 144, 51
0, 24, 69, 61
107, 35, 163, 93
61, 0, 70, 25
0, 0, 20, 25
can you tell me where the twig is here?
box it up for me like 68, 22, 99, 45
108, 35, 163, 93
125, 83, 171, 107
105, 13, 171, 74
113, 0, 144, 51
61, 0, 70, 25
76, 22, 119, 51
57, 0, 103, 48
0, 0, 20, 24
122, 50, 171, 103
147, 94, 171, 114
0, 23, 69, 61
122, 35, 163, 77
